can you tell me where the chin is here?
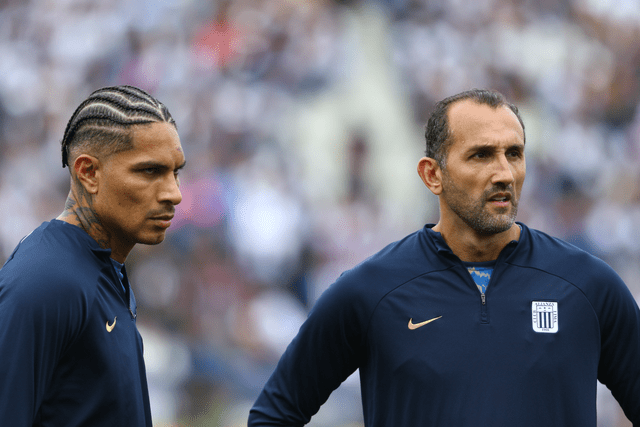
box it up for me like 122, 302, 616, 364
138, 232, 167, 246
471, 217, 515, 236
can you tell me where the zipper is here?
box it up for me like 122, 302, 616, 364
461, 239, 518, 325
126, 285, 137, 320
462, 270, 490, 324
480, 290, 489, 323
107, 258, 137, 321
121, 266, 137, 320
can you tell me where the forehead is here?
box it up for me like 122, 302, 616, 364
447, 100, 524, 150
120, 122, 184, 163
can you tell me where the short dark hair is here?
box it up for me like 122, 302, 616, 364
61, 85, 176, 168
424, 88, 525, 167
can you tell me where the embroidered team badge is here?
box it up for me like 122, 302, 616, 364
531, 301, 558, 333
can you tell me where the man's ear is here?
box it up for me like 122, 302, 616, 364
417, 157, 443, 196
72, 154, 100, 194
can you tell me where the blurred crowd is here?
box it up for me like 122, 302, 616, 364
1, 0, 639, 425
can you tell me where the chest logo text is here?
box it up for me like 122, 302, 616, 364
532, 301, 558, 333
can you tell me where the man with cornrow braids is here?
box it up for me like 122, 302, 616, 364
0, 85, 186, 426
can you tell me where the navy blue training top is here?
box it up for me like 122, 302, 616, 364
0, 220, 152, 426
249, 223, 640, 426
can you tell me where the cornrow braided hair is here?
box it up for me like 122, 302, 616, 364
61, 85, 176, 168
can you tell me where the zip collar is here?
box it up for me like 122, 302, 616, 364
424, 222, 523, 262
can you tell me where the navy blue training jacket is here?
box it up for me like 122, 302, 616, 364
249, 223, 640, 426
0, 220, 152, 426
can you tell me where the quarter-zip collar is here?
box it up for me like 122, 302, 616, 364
423, 222, 522, 264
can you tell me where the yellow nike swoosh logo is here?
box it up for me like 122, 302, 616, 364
408, 316, 442, 330
106, 317, 117, 333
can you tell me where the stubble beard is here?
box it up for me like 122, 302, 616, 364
442, 174, 518, 236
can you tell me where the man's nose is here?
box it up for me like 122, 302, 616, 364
491, 154, 515, 186
160, 174, 182, 205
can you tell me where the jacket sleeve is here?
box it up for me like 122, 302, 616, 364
594, 266, 640, 425
0, 258, 86, 425
248, 274, 367, 426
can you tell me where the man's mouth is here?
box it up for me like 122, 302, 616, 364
488, 193, 512, 205
150, 214, 174, 229
151, 215, 174, 221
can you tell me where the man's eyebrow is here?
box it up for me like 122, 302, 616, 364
466, 144, 496, 153
466, 142, 524, 152
134, 160, 187, 170
134, 160, 166, 169
507, 142, 525, 151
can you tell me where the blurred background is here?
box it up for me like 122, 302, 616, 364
1, 0, 639, 425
